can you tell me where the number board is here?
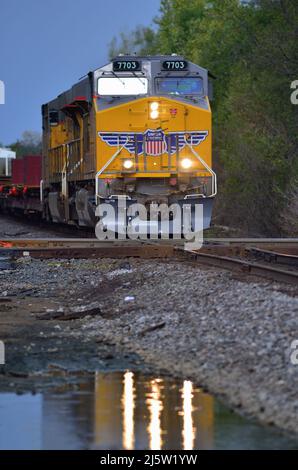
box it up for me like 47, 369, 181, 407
162, 60, 188, 71
113, 60, 141, 71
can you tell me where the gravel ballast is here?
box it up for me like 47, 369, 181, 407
0, 255, 298, 435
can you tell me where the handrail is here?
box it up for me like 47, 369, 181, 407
94, 134, 217, 202
61, 143, 69, 197
95, 138, 129, 204
184, 137, 217, 197
49, 140, 82, 179
48, 138, 81, 152
108, 194, 132, 199
40, 179, 44, 202
184, 193, 206, 199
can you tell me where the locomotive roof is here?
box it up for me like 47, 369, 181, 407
102, 54, 208, 70
43, 55, 212, 108
112, 54, 186, 59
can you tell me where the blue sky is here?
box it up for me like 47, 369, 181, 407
0, 0, 160, 145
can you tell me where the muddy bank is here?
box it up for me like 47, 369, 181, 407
0, 255, 298, 435
0, 265, 146, 392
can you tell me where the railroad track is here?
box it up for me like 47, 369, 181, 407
0, 238, 176, 259
1, 238, 298, 285
180, 248, 298, 285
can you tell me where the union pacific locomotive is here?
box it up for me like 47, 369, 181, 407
0, 55, 217, 233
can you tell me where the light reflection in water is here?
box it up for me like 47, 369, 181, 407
182, 380, 196, 450
147, 379, 163, 450
1, 371, 295, 450
122, 371, 135, 450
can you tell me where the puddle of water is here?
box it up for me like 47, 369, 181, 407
0, 371, 297, 450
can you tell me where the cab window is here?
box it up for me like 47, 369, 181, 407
156, 77, 204, 96
98, 77, 148, 96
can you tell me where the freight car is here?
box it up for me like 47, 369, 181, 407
0, 155, 42, 214
1, 55, 217, 235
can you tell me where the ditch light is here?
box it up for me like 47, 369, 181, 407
123, 159, 134, 170
181, 158, 192, 169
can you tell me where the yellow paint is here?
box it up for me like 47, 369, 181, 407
46, 97, 212, 181
95, 97, 212, 179
49, 122, 67, 149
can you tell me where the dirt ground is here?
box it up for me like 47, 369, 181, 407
0, 286, 147, 393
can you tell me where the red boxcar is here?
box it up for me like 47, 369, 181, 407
12, 155, 42, 187
24, 155, 42, 186
11, 159, 25, 185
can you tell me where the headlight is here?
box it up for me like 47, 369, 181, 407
123, 159, 134, 170
150, 110, 159, 119
181, 158, 192, 169
150, 102, 159, 111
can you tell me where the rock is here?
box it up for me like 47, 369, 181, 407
139, 321, 166, 337
119, 261, 131, 270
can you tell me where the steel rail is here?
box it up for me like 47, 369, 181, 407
0, 239, 176, 259
1, 238, 298, 284
2, 237, 298, 248
247, 247, 298, 267
175, 248, 298, 285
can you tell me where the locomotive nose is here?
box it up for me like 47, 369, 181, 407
126, 97, 184, 128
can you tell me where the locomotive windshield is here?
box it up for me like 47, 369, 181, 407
98, 77, 148, 96
156, 77, 204, 96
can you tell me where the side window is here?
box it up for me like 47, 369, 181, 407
49, 110, 59, 127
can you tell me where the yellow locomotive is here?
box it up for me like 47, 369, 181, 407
41, 55, 216, 233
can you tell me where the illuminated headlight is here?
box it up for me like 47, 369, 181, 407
150, 110, 159, 119
181, 158, 192, 169
150, 102, 159, 111
150, 102, 159, 119
123, 159, 134, 170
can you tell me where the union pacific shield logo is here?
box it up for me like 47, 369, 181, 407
144, 130, 166, 156
98, 129, 208, 155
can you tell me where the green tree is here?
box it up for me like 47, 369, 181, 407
216, 0, 298, 233
108, 25, 158, 59
9, 131, 42, 158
